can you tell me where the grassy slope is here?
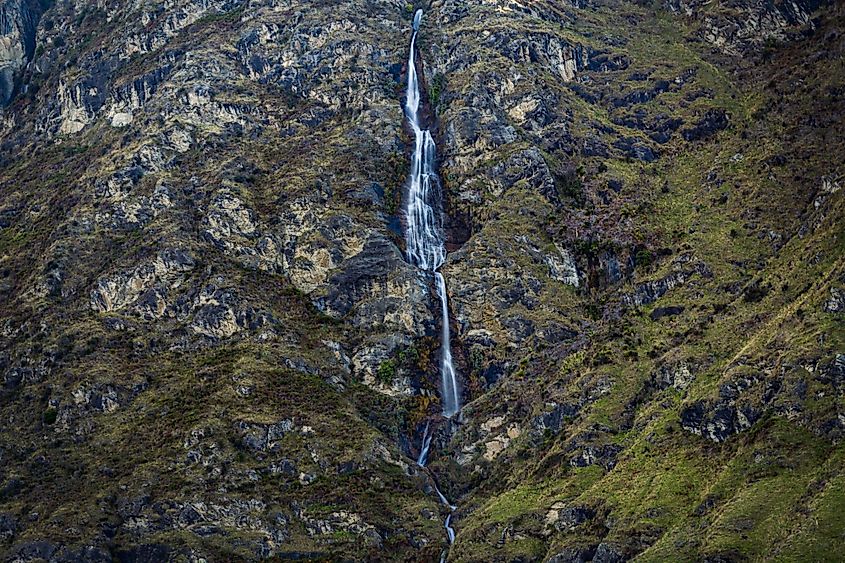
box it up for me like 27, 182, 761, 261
447, 1, 844, 561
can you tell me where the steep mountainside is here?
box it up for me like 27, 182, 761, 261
0, 0, 842, 561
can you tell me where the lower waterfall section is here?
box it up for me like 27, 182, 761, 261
435, 272, 460, 417
416, 422, 457, 559
417, 421, 432, 467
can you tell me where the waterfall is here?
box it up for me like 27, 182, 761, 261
404, 8, 461, 419
435, 272, 459, 417
417, 421, 432, 467
444, 513, 456, 543
434, 479, 457, 547
405, 11, 460, 556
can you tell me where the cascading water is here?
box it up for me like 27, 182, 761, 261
417, 421, 432, 467
416, 419, 455, 554
405, 10, 459, 557
404, 8, 461, 419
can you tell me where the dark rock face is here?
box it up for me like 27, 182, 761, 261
0, 511, 16, 540
488, 147, 561, 204
552, 506, 596, 532
679, 373, 787, 442
7, 541, 111, 562
593, 543, 626, 563
9, 541, 58, 561
613, 136, 658, 162
115, 544, 176, 563
650, 305, 684, 320
236, 418, 294, 453
569, 442, 623, 470
534, 402, 581, 435
681, 400, 762, 443
317, 234, 432, 335
652, 360, 696, 391
682, 109, 729, 141
817, 354, 845, 390
615, 110, 684, 144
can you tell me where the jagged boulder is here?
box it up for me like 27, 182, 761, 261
681, 400, 762, 442
90, 248, 196, 315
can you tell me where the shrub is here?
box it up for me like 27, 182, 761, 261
43, 408, 57, 425
743, 282, 770, 303
376, 359, 397, 384
635, 249, 653, 268
429, 73, 446, 108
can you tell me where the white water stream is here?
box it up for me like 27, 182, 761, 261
417, 421, 433, 467
405, 10, 459, 558
416, 419, 457, 556
404, 8, 460, 419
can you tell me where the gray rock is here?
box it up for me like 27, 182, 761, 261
652, 361, 696, 391
485, 31, 588, 82
613, 136, 658, 162
546, 245, 581, 287
680, 399, 761, 443
823, 287, 845, 313
316, 234, 432, 336
622, 261, 712, 307
90, 248, 196, 314
534, 402, 581, 435
552, 506, 595, 532
488, 148, 559, 203
593, 542, 625, 563
236, 418, 295, 453
0, 511, 17, 540
204, 190, 258, 247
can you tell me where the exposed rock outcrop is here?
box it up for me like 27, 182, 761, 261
665, 0, 826, 55
0, 0, 41, 105
622, 260, 712, 307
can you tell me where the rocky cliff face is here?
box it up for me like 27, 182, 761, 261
0, 0, 42, 106
0, 0, 843, 561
